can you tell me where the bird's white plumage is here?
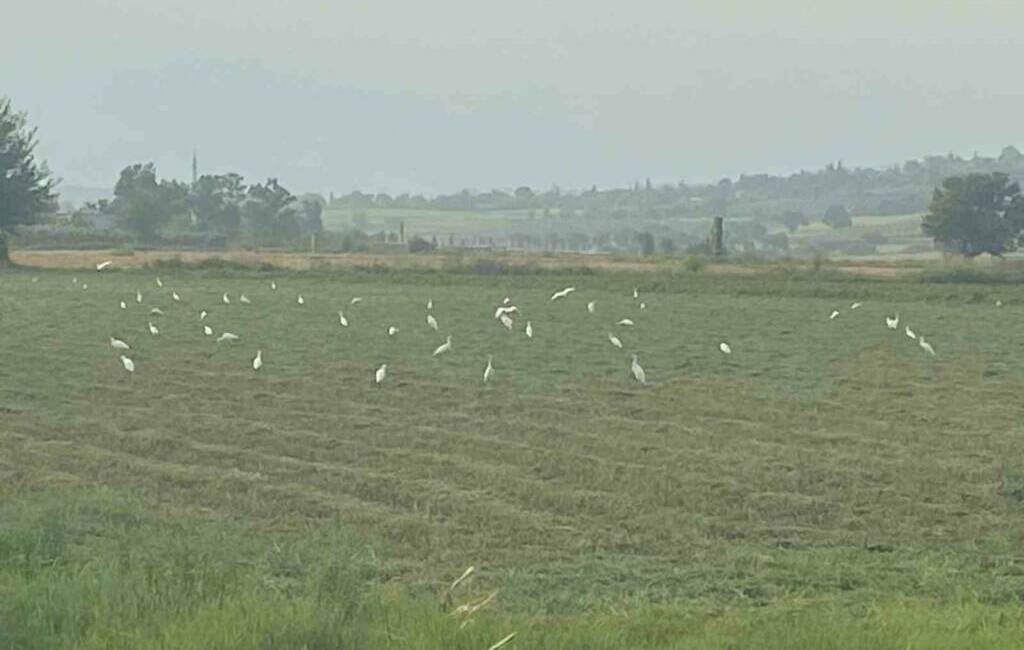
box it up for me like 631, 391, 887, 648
483, 355, 494, 383
525, 321, 533, 339
550, 287, 575, 301
148, 322, 159, 335
120, 355, 135, 373
297, 295, 305, 305
640, 302, 646, 311
203, 325, 213, 336
427, 313, 438, 331
719, 342, 732, 354
387, 326, 399, 336
885, 314, 899, 329
172, 291, 181, 302
200, 310, 208, 321
136, 290, 142, 303
375, 364, 387, 384
499, 314, 514, 331
633, 287, 639, 299
350, 297, 363, 305
96, 260, 112, 271
433, 336, 452, 357
905, 326, 916, 340
829, 310, 840, 320
850, 302, 862, 310
427, 299, 433, 310
919, 338, 935, 356
630, 355, 646, 385
156, 277, 163, 288
110, 337, 130, 351
150, 307, 164, 315
252, 350, 263, 370
617, 318, 634, 326
338, 311, 349, 327
608, 333, 623, 349
239, 294, 251, 304
119, 301, 127, 310
587, 301, 596, 313
217, 332, 239, 343
270, 280, 277, 290
222, 293, 230, 304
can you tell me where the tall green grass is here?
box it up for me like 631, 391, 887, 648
2, 491, 1024, 650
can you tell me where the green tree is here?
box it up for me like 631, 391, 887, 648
242, 178, 296, 245
822, 204, 852, 228
113, 163, 187, 242
0, 98, 57, 264
296, 194, 325, 235
778, 210, 807, 233
921, 173, 1024, 256
191, 173, 246, 236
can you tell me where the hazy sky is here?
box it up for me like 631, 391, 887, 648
5, 1, 1024, 196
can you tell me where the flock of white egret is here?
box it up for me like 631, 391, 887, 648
89, 258, 941, 387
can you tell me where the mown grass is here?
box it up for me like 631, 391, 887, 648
2, 264, 1024, 646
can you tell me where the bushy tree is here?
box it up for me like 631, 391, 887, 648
0, 98, 57, 263
822, 204, 852, 228
778, 210, 807, 233
921, 172, 1024, 256
296, 194, 324, 235
242, 178, 296, 245
191, 173, 246, 237
113, 163, 187, 241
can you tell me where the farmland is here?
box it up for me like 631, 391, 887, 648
3, 260, 1024, 647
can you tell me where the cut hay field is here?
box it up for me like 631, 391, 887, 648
2, 263, 1024, 647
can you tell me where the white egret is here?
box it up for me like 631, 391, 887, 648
172, 291, 181, 302
96, 260, 112, 271
996, 300, 1003, 307
630, 354, 647, 385
905, 326, 916, 340
239, 294, 251, 304
388, 326, 399, 336
350, 297, 363, 305
640, 302, 646, 310
502, 297, 512, 306
850, 302, 862, 310
110, 337, 130, 351
427, 298, 433, 310
919, 337, 935, 356
252, 349, 263, 370
499, 314, 514, 331
885, 314, 899, 329
433, 336, 452, 357
120, 355, 135, 373
587, 301, 596, 313
203, 325, 213, 336
338, 311, 349, 327
375, 363, 387, 385
147, 322, 159, 335
136, 290, 142, 303
72, 276, 78, 284
483, 355, 494, 383
297, 294, 305, 305
633, 287, 639, 299
270, 280, 277, 290
81, 284, 88, 290
156, 277, 163, 288
217, 332, 239, 343
829, 310, 840, 320
525, 321, 533, 339
119, 301, 127, 310
550, 287, 575, 301
150, 307, 164, 315
617, 318, 635, 326
222, 292, 230, 304
608, 333, 623, 349
427, 313, 438, 331
719, 342, 732, 354
200, 310, 208, 321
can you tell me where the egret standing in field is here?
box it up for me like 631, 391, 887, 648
338, 311, 349, 327
375, 363, 387, 385
239, 294, 251, 304
156, 277, 163, 288
587, 301, 596, 313
426, 313, 439, 331
427, 298, 433, 310
350, 297, 363, 305
885, 313, 899, 329
222, 292, 230, 305
525, 321, 533, 339
919, 337, 935, 356
433, 336, 453, 357
252, 349, 263, 371
719, 342, 732, 354
119, 300, 127, 310
633, 287, 639, 299
617, 318, 634, 326
905, 326, 916, 340
110, 337, 130, 351
270, 280, 277, 290
829, 310, 840, 320
494, 305, 518, 319
387, 326, 399, 336
483, 355, 494, 383
550, 287, 575, 301
200, 310, 208, 321
96, 260, 112, 271
120, 355, 135, 373
150, 307, 164, 316
171, 291, 181, 302
147, 322, 159, 336
850, 302, 862, 310
630, 354, 647, 385
203, 325, 213, 336
640, 302, 646, 311
136, 289, 142, 303
217, 332, 240, 343
499, 314, 514, 331
608, 333, 623, 349
297, 294, 305, 305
